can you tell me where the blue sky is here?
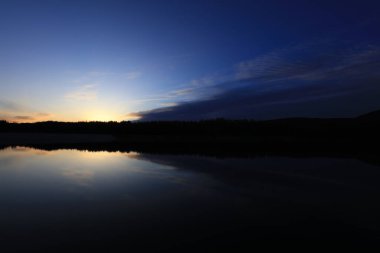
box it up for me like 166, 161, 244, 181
0, 0, 379, 121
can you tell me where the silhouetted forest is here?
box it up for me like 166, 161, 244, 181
1, 110, 380, 139
1, 110, 380, 167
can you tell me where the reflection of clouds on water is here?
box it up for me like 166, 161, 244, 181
123, 158, 233, 198
11, 146, 53, 156
0, 147, 56, 168
0, 147, 137, 189
136, 153, 380, 202
126, 165, 193, 186
0, 147, 40, 168
76, 150, 125, 160
124, 151, 140, 159
6, 146, 380, 202
62, 167, 95, 187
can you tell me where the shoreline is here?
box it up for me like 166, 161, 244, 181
1, 132, 380, 167
0, 133, 115, 145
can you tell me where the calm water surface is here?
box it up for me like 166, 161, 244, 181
0, 147, 380, 251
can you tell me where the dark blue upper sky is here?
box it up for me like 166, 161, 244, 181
0, 0, 379, 121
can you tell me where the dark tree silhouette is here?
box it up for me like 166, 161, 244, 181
0, 109, 379, 140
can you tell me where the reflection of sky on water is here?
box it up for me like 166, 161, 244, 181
0, 147, 222, 204
0, 147, 169, 186
1, 147, 380, 249
1, 147, 380, 201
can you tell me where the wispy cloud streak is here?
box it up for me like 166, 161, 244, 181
133, 41, 380, 120
65, 84, 98, 101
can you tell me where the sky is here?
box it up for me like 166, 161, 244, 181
0, 0, 379, 122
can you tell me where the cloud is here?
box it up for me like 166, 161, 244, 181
37, 112, 54, 117
124, 112, 143, 121
131, 73, 227, 108
169, 88, 194, 96
65, 84, 98, 101
124, 71, 141, 80
130, 88, 197, 106
0, 99, 55, 122
13, 115, 35, 120
160, 102, 178, 107
0, 100, 27, 112
73, 70, 142, 84
236, 42, 376, 83
0, 110, 54, 122
134, 43, 380, 121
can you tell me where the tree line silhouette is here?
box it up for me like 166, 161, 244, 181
0, 109, 380, 139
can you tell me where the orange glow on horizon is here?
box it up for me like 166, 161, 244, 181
1, 110, 141, 123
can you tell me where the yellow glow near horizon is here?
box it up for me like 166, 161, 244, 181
79, 105, 139, 122
84, 110, 121, 122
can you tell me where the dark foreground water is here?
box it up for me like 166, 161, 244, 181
0, 147, 380, 251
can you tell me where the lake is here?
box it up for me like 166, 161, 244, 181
0, 147, 379, 251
